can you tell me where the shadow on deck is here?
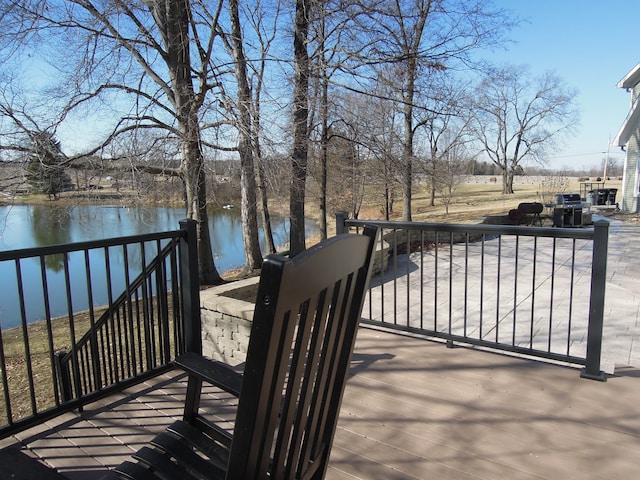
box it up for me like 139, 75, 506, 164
2, 327, 640, 479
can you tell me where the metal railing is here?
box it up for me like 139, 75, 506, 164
337, 212, 609, 380
0, 219, 200, 438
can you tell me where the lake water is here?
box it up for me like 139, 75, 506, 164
0, 204, 311, 328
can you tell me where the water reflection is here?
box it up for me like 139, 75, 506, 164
0, 204, 316, 328
1, 204, 294, 267
31, 205, 72, 271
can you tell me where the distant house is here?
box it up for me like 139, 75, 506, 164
615, 63, 640, 212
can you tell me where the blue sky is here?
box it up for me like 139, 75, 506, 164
18, 1, 636, 173
487, 0, 637, 171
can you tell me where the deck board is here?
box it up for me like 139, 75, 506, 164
330, 328, 640, 480
3, 326, 640, 480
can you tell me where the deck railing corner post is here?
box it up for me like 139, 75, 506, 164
54, 350, 73, 403
581, 219, 609, 381
179, 219, 202, 355
336, 211, 348, 235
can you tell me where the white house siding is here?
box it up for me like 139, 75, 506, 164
620, 77, 640, 212
621, 134, 639, 211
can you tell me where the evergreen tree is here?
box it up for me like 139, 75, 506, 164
25, 132, 71, 200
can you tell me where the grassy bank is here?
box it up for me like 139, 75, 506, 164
3, 174, 625, 224
0, 298, 177, 425
386, 176, 623, 224
0, 311, 97, 421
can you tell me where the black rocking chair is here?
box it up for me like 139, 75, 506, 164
106, 225, 379, 480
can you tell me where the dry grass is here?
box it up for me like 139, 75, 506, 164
383, 176, 623, 223
228, 175, 626, 278
315, 176, 626, 236
0, 300, 176, 425
0, 313, 96, 422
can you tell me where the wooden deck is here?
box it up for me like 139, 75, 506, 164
2, 326, 639, 480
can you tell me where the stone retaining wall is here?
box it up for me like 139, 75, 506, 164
382, 229, 484, 249
199, 277, 259, 366
199, 239, 389, 366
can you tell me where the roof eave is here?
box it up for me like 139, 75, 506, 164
618, 63, 640, 89
615, 97, 640, 146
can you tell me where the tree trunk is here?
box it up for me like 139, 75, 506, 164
290, 0, 310, 256
319, 74, 329, 240
384, 180, 390, 220
401, 57, 417, 222
182, 133, 220, 284
402, 151, 412, 221
155, 0, 221, 284
429, 147, 437, 207
229, 0, 262, 271
317, 13, 328, 240
502, 168, 515, 194
251, 9, 276, 255
239, 141, 262, 270
256, 157, 276, 254
402, 117, 413, 221
253, 109, 275, 254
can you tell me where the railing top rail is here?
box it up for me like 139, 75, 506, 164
343, 218, 609, 241
0, 228, 185, 261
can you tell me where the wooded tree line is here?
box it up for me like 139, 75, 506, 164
0, 0, 579, 282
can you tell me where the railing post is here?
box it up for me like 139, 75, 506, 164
54, 351, 73, 403
336, 211, 348, 235
180, 219, 202, 355
581, 220, 609, 381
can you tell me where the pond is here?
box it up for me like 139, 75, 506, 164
0, 204, 315, 328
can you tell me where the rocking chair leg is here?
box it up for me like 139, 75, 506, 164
183, 375, 203, 424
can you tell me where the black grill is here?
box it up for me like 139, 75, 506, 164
554, 193, 583, 206
553, 193, 584, 227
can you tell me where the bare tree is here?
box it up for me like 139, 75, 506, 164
290, 0, 311, 256
307, 0, 361, 238
431, 139, 468, 214
417, 79, 472, 207
339, 87, 403, 220
368, 2, 431, 222
220, 0, 263, 271
243, 0, 281, 255
0, 1, 225, 283
310, 4, 332, 239
354, 0, 515, 220
471, 65, 578, 194
320, 125, 367, 220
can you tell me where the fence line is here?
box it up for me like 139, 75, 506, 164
337, 212, 608, 380
0, 220, 199, 438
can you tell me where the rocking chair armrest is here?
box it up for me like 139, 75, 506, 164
174, 352, 243, 397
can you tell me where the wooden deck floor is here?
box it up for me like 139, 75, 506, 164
2, 326, 640, 480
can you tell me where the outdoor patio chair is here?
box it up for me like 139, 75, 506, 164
105, 225, 379, 480
517, 202, 544, 226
